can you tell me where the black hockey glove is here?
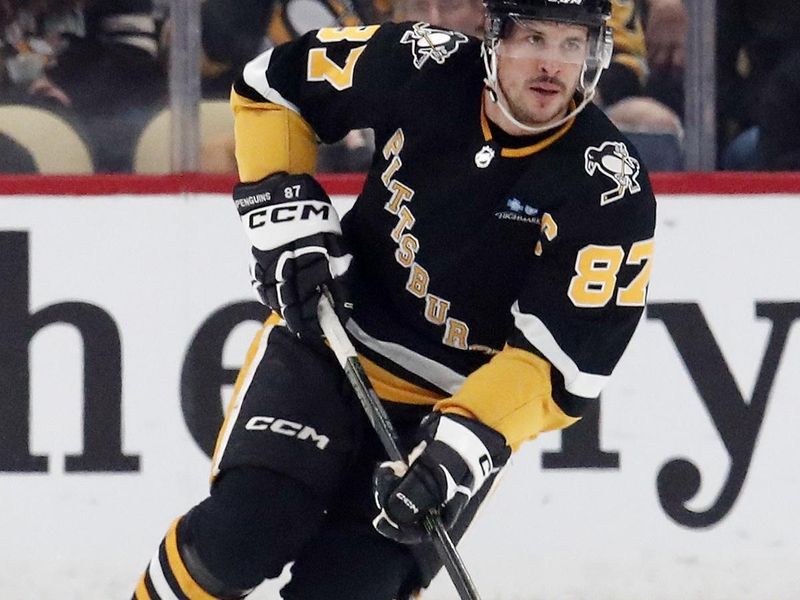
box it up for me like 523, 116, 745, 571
233, 172, 351, 340
373, 412, 510, 544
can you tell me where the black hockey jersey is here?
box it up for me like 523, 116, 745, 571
233, 22, 656, 448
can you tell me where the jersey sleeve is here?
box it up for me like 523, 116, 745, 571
437, 172, 656, 450
233, 22, 432, 144
511, 170, 657, 405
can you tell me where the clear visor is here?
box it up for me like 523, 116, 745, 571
495, 16, 592, 66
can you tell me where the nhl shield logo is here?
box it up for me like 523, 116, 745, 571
400, 22, 469, 70
584, 141, 641, 205
475, 144, 495, 168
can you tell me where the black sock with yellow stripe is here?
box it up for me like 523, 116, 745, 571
132, 516, 251, 600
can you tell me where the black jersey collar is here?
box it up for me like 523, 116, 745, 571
480, 93, 576, 158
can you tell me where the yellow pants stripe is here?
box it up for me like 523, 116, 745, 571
210, 314, 280, 481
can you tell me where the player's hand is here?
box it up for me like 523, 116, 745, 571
372, 412, 510, 544
234, 172, 352, 340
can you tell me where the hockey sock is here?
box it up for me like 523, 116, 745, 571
131, 516, 249, 600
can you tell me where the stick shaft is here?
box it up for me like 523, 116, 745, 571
317, 292, 482, 600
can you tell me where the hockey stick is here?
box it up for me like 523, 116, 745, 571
317, 289, 482, 600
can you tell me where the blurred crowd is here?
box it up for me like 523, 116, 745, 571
1, 0, 798, 173
0, 0, 166, 171
717, 0, 800, 170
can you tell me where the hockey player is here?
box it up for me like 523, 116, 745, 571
133, 1, 656, 599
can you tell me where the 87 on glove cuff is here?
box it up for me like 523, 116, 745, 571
234, 172, 351, 339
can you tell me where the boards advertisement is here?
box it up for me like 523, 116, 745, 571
1, 176, 798, 599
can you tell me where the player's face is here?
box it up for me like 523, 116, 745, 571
496, 19, 588, 127
394, 0, 485, 38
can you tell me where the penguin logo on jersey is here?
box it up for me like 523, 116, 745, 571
584, 141, 642, 205
400, 22, 469, 70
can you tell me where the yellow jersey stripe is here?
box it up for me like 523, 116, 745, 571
480, 97, 576, 158
501, 116, 575, 158
359, 352, 447, 405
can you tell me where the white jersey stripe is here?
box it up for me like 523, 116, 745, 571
511, 301, 608, 398
346, 319, 466, 394
243, 48, 303, 114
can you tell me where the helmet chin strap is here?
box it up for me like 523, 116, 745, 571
481, 39, 601, 135
484, 77, 596, 135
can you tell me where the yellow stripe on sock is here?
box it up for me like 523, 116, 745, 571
164, 519, 219, 600
134, 574, 152, 600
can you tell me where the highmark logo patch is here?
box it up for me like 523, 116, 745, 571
495, 197, 541, 224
